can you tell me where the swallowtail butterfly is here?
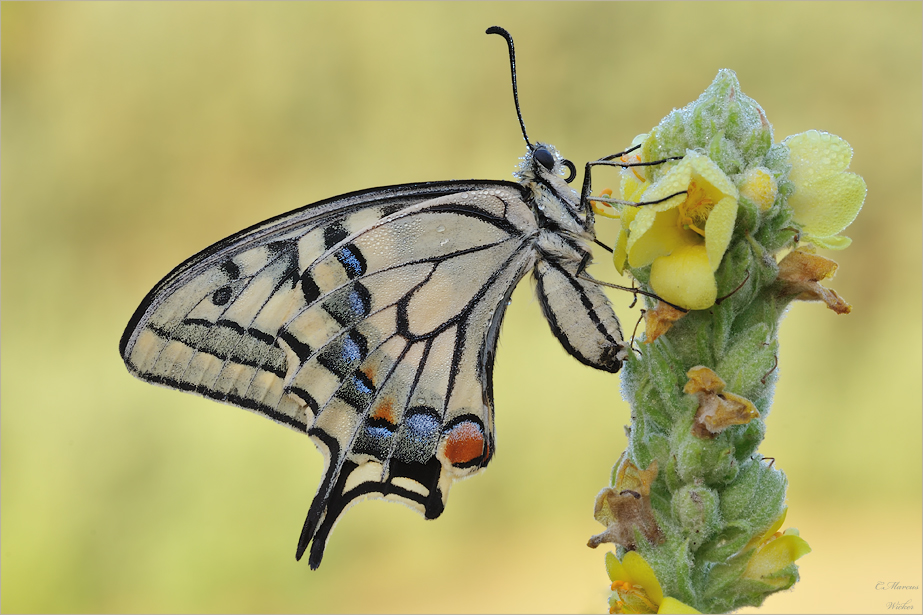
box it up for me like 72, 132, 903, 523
120, 26, 634, 569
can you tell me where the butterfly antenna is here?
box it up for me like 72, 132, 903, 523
487, 26, 533, 150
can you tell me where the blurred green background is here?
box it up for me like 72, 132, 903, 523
2, 3, 920, 613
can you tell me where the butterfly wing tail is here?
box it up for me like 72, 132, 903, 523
296, 499, 323, 567
295, 428, 454, 569
295, 428, 340, 567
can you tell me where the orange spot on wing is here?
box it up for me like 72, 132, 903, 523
443, 421, 485, 465
369, 398, 395, 424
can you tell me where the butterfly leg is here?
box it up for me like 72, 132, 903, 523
579, 144, 643, 214
579, 148, 685, 215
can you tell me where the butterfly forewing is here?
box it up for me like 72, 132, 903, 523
121, 180, 544, 567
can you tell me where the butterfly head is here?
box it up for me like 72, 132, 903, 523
516, 143, 575, 184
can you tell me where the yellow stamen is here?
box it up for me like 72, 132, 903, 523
621, 153, 646, 182
676, 180, 715, 238
683, 220, 707, 237
592, 189, 620, 218
610, 580, 659, 613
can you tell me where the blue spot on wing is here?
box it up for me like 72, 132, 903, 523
337, 370, 375, 410
341, 335, 363, 364
317, 330, 368, 378
322, 282, 371, 326
367, 426, 392, 440
335, 244, 367, 279
349, 287, 369, 315
354, 418, 396, 459
395, 407, 441, 463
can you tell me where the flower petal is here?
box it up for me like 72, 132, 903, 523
786, 130, 852, 179
590, 476, 665, 550
745, 508, 787, 551
687, 152, 739, 200
622, 170, 649, 203
804, 234, 852, 250
628, 208, 697, 269
614, 206, 640, 273
606, 551, 628, 583
650, 245, 717, 310
785, 130, 866, 238
703, 196, 737, 271
644, 302, 687, 342
745, 534, 812, 579
622, 551, 664, 606
789, 172, 866, 238
643, 158, 693, 204
657, 597, 702, 614
775, 249, 852, 313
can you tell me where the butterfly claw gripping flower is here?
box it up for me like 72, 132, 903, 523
593, 69, 862, 613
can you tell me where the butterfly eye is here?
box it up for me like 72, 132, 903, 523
534, 147, 555, 171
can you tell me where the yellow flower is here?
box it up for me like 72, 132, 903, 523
741, 508, 812, 588
606, 551, 701, 614
784, 130, 866, 250
615, 150, 738, 310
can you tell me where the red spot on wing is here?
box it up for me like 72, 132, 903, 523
369, 398, 395, 424
443, 420, 486, 466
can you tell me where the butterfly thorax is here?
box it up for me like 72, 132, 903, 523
515, 143, 595, 266
515, 143, 591, 236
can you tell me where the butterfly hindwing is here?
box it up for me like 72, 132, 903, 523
120, 180, 540, 568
